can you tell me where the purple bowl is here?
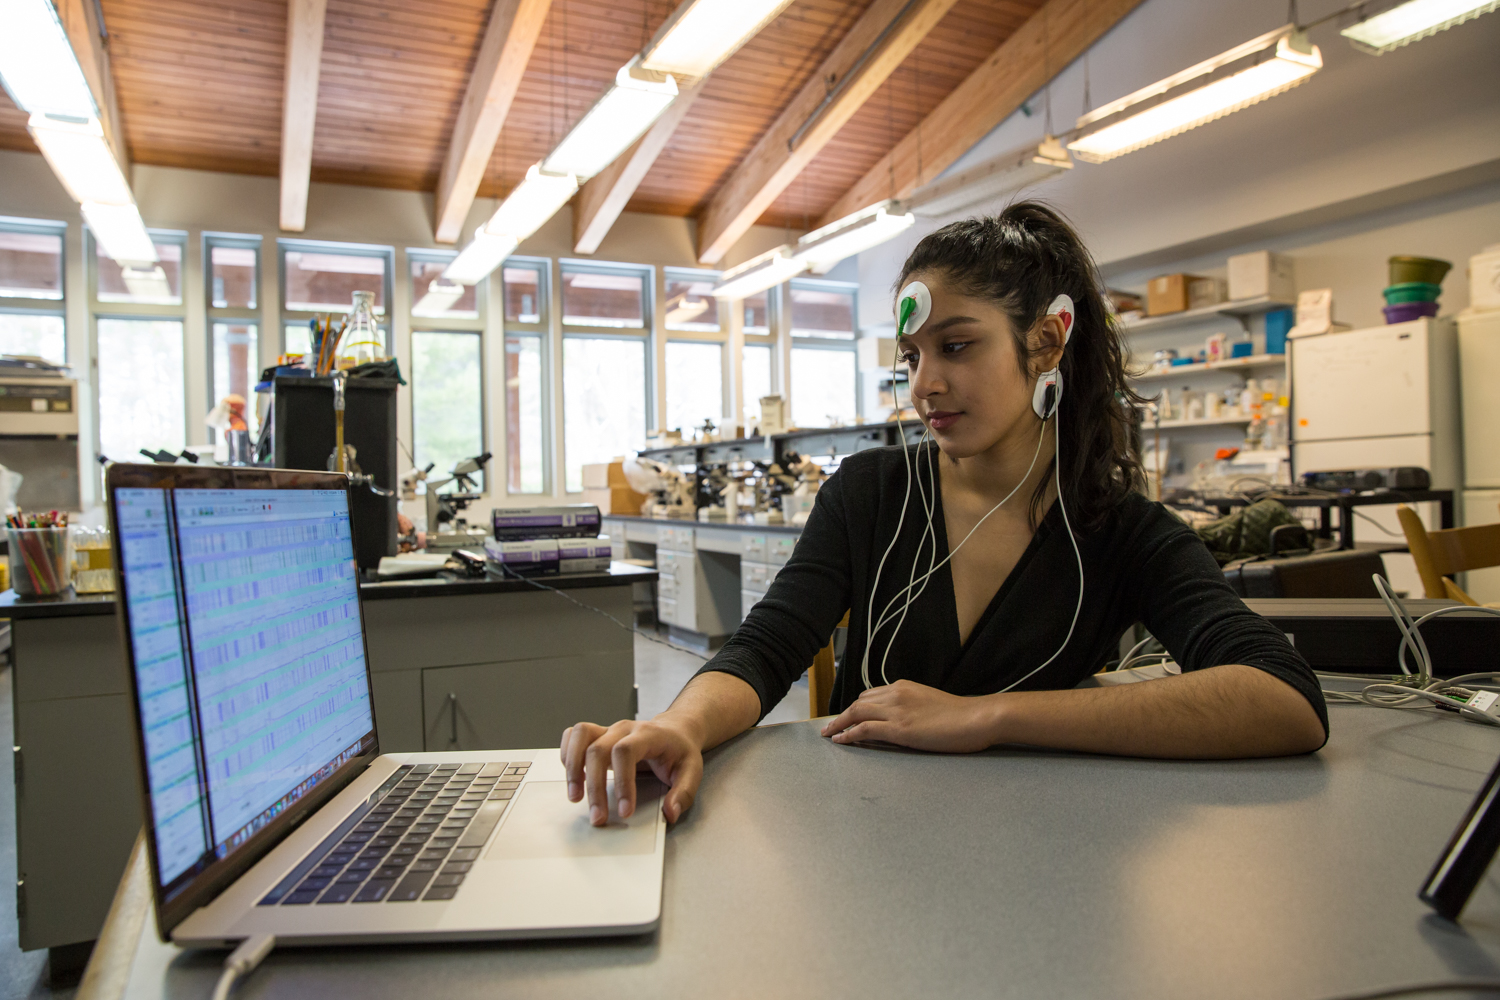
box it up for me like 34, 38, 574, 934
1383, 300, 1439, 324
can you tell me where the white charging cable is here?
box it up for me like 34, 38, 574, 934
210, 933, 275, 1000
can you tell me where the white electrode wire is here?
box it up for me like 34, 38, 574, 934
1117, 634, 1156, 670
867, 420, 1047, 647
998, 407, 1085, 694
878, 435, 941, 685
1375, 574, 1431, 677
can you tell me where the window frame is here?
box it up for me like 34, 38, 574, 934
0, 218, 68, 364
502, 256, 552, 495
560, 330, 652, 494
277, 238, 394, 356
406, 247, 488, 494
787, 277, 860, 425
203, 233, 263, 443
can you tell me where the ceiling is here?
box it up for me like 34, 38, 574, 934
0, 0, 1045, 233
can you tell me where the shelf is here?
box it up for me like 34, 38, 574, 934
1131, 353, 1287, 382
1151, 415, 1253, 430
1120, 296, 1295, 335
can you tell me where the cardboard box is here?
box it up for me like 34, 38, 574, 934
580, 461, 630, 490
1188, 277, 1227, 310
858, 336, 898, 371
580, 486, 645, 515
1470, 247, 1500, 312
1147, 274, 1201, 316
1228, 251, 1295, 302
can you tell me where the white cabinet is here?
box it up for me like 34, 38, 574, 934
1459, 311, 1500, 489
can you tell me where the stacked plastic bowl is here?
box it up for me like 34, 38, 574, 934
1383, 256, 1450, 323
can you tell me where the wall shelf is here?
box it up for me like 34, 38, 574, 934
1131, 353, 1287, 382
1120, 295, 1294, 335
1151, 415, 1254, 430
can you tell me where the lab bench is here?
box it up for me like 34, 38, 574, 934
604, 516, 802, 646
0, 564, 654, 965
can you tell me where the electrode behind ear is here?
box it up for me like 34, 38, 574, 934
897, 281, 932, 338
1047, 294, 1074, 345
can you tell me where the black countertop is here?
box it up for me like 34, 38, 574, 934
0, 563, 657, 619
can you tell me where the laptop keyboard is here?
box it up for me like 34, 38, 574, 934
258, 760, 529, 907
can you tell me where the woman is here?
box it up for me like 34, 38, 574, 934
563, 203, 1328, 827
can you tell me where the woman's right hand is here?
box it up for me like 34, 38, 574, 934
560, 718, 704, 827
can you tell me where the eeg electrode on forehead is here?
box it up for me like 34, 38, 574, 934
896, 281, 932, 338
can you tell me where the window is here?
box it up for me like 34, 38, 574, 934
211, 323, 258, 420
562, 265, 646, 329
0, 220, 66, 364
665, 341, 723, 436
743, 343, 772, 426
210, 245, 257, 309
743, 290, 771, 335
664, 270, 719, 332
789, 280, 855, 339
563, 337, 646, 492
412, 331, 484, 489
97, 240, 183, 305
503, 264, 543, 324
97, 318, 185, 462
205, 236, 262, 436
505, 335, 545, 493
410, 255, 477, 320
791, 347, 857, 427
279, 241, 392, 356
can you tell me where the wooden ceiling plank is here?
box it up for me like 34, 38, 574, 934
695, 0, 959, 265
432, 0, 554, 244
818, 0, 1144, 226
572, 80, 704, 255
280, 0, 329, 232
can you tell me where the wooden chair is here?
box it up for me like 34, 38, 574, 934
1396, 504, 1500, 606
808, 611, 850, 718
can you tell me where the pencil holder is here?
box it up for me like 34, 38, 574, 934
8, 526, 73, 598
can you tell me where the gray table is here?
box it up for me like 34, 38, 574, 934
119, 706, 1500, 999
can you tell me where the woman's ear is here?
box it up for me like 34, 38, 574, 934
1030, 314, 1068, 373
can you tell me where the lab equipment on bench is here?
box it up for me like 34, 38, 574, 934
0, 367, 80, 511
491, 503, 601, 540
423, 452, 493, 553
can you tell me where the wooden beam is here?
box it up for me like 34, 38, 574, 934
818, 0, 1146, 228
433, 0, 554, 244
694, 0, 959, 266
573, 80, 704, 255
55, 0, 127, 175
279, 0, 328, 233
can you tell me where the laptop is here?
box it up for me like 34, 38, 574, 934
106, 464, 664, 947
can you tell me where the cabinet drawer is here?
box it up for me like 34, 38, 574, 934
741, 559, 771, 590
740, 534, 768, 562
659, 525, 696, 552
658, 596, 678, 626
656, 574, 680, 598
767, 535, 797, 566
741, 590, 766, 621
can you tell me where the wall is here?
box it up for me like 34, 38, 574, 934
0, 148, 798, 516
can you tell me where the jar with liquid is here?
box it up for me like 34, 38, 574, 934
340, 291, 383, 368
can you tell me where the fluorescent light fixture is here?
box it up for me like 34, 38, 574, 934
120, 265, 174, 303
442, 227, 520, 286
712, 245, 807, 299
0, 0, 98, 120
665, 297, 711, 326
905, 137, 1073, 218
1068, 27, 1321, 164
640, 0, 796, 78
792, 204, 915, 274
412, 278, 466, 317
1340, 0, 1498, 53
543, 59, 678, 179
489, 162, 579, 241
80, 202, 157, 265
26, 114, 132, 206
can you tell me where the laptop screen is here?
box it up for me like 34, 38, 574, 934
115, 485, 375, 904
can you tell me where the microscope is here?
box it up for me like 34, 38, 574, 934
419, 452, 493, 552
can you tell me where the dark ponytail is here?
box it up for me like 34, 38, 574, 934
896, 201, 1145, 530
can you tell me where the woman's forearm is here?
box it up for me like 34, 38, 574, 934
982, 663, 1325, 758
659, 670, 764, 752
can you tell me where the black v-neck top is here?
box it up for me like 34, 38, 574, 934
698, 444, 1328, 739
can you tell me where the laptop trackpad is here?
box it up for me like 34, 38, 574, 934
486, 780, 660, 860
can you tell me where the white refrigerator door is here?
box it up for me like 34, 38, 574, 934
1292, 321, 1431, 442
1462, 489, 1500, 604
1459, 311, 1500, 488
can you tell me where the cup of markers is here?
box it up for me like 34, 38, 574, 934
7, 511, 73, 598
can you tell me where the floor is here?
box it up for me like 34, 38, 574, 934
0, 631, 808, 1000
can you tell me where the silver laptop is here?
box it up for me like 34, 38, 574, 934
107, 464, 664, 947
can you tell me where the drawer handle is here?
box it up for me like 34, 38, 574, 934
448, 692, 458, 746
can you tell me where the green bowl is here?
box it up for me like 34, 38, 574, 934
1389, 256, 1451, 285
1384, 282, 1443, 304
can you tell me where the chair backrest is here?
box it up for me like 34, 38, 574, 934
808, 611, 850, 718
1396, 504, 1500, 605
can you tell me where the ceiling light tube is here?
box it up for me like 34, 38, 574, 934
0, 0, 98, 120
80, 202, 157, 265
1340, 0, 1498, 54
1068, 27, 1321, 164
442, 228, 520, 286
543, 59, 679, 179
412, 278, 467, 317
26, 114, 133, 206
904, 137, 1073, 218
639, 0, 797, 79
121, 265, 174, 303
487, 162, 579, 241
712, 246, 808, 299
792, 204, 916, 274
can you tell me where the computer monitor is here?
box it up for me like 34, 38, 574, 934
108, 465, 379, 934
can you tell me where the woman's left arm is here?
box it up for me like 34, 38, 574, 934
822, 664, 1326, 757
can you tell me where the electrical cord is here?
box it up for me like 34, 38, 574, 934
209, 933, 275, 1000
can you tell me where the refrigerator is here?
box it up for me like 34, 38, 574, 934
1290, 318, 1460, 596
1459, 310, 1500, 602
